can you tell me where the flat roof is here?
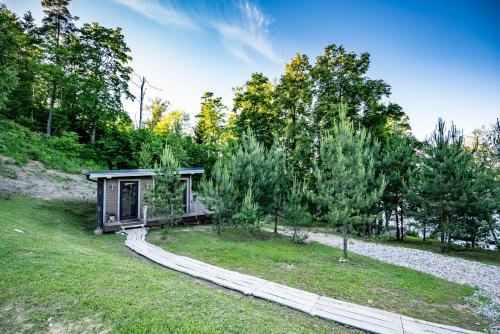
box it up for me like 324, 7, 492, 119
85, 167, 204, 180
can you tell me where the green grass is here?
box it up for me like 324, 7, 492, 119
0, 196, 355, 333
148, 227, 490, 331
357, 234, 500, 266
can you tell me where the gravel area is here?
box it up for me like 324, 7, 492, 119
276, 227, 500, 324
0, 156, 95, 201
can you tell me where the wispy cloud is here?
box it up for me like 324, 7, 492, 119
210, 1, 282, 63
115, 0, 196, 29
115, 0, 282, 64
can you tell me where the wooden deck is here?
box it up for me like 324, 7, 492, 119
124, 228, 481, 334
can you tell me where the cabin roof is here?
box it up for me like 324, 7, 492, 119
85, 168, 204, 180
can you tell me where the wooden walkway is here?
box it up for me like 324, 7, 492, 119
124, 228, 481, 334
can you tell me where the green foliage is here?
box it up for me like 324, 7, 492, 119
200, 157, 237, 234
0, 5, 22, 111
0, 119, 101, 173
145, 97, 168, 129
144, 142, 185, 227
233, 187, 260, 232
194, 91, 227, 146
283, 177, 311, 239
138, 141, 153, 168
311, 44, 391, 129
232, 73, 277, 148
275, 53, 314, 179
314, 105, 385, 258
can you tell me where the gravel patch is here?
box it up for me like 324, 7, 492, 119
275, 227, 500, 324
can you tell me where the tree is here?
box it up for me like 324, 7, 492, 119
283, 177, 311, 240
274, 53, 314, 179
76, 22, 133, 144
314, 105, 385, 259
6, 11, 44, 127
379, 134, 417, 239
266, 140, 288, 233
194, 91, 227, 146
40, 0, 78, 137
408, 119, 471, 251
311, 44, 391, 135
146, 97, 169, 129
233, 187, 260, 232
144, 142, 185, 227
0, 5, 22, 112
200, 157, 237, 234
232, 73, 277, 148
154, 110, 189, 136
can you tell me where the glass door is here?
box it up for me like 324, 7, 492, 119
120, 181, 138, 220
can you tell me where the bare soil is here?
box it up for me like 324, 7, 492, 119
0, 156, 95, 201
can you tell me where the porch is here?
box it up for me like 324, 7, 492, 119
102, 198, 212, 232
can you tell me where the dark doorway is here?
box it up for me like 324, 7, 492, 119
120, 181, 138, 220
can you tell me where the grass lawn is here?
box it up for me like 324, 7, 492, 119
0, 196, 355, 334
369, 235, 499, 266
148, 226, 490, 331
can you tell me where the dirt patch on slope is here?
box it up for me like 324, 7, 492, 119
0, 156, 95, 201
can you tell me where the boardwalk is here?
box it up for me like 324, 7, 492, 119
124, 228, 481, 334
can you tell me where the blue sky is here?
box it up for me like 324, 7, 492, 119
5, 0, 500, 139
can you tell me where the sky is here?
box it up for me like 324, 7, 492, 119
5, 0, 500, 139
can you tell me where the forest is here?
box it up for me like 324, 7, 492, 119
0, 1, 498, 255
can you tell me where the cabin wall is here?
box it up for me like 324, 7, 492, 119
100, 174, 193, 223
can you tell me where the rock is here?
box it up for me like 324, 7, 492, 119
13, 229, 24, 233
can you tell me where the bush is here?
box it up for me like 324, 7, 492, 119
0, 118, 103, 173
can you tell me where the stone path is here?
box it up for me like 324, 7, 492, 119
124, 228, 481, 334
268, 227, 500, 322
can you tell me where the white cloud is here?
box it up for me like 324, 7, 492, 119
115, 0, 196, 29
210, 1, 282, 64
115, 0, 282, 64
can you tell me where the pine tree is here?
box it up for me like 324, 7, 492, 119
233, 187, 260, 232
409, 119, 469, 251
266, 140, 288, 233
145, 142, 185, 227
314, 104, 385, 259
283, 177, 311, 240
200, 157, 237, 234
379, 134, 417, 239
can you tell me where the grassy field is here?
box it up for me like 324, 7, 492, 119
148, 227, 490, 331
0, 196, 355, 334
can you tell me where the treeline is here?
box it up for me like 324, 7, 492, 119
1, 1, 498, 252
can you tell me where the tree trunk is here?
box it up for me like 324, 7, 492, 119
423, 223, 427, 241
395, 208, 400, 241
399, 208, 404, 240
274, 209, 278, 234
91, 121, 96, 145
138, 76, 145, 128
46, 82, 57, 136
384, 210, 390, 231
440, 209, 445, 244
343, 221, 348, 259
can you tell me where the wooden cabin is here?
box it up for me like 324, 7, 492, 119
85, 168, 209, 232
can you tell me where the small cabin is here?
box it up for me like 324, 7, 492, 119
85, 168, 208, 232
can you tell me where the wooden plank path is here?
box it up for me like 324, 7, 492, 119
124, 228, 482, 334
